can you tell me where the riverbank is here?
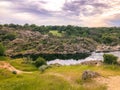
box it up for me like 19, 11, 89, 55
1, 58, 120, 90
47, 51, 120, 65
11, 52, 91, 61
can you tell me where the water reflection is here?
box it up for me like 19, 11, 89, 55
47, 51, 120, 65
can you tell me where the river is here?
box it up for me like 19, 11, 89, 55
47, 51, 120, 65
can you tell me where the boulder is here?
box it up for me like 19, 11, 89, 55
82, 70, 100, 80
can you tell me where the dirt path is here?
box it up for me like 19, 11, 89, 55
95, 76, 120, 90
1, 61, 119, 89
48, 72, 120, 90
0, 61, 32, 74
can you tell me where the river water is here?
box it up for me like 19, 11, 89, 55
47, 51, 120, 65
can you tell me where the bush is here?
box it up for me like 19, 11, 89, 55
103, 54, 118, 64
34, 57, 46, 67
12, 71, 17, 74
3, 33, 16, 41
22, 56, 33, 64
39, 65, 48, 72
0, 43, 6, 56
102, 36, 114, 44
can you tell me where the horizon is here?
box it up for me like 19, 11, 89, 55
1, 23, 120, 28
0, 0, 120, 27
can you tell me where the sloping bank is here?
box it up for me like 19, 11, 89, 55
11, 52, 91, 61
47, 51, 120, 65
11, 51, 120, 65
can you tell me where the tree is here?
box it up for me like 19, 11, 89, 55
34, 57, 46, 67
0, 43, 6, 56
103, 54, 118, 64
0, 25, 2, 29
102, 36, 114, 44
23, 23, 29, 29
3, 33, 16, 41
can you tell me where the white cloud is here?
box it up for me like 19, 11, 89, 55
41, 0, 65, 11
0, 0, 120, 27
0, 1, 11, 8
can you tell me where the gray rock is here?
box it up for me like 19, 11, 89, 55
82, 70, 100, 80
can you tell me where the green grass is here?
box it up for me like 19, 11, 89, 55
0, 73, 75, 90
0, 56, 9, 61
8, 58, 37, 71
0, 69, 15, 80
0, 71, 105, 90
47, 64, 120, 77
1, 58, 120, 90
49, 30, 62, 37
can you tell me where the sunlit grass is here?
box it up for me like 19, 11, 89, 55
0, 69, 15, 80
0, 56, 9, 61
0, 72, 82, 90
8, 58, 37, 71
47, 64, 120, 81
1, 58, 120, 90
49, 30, 62, 37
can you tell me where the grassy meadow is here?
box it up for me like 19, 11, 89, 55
49, 30, 62, 37
0, 58, 120, 90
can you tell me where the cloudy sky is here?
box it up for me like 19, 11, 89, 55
0, 0, 120, 27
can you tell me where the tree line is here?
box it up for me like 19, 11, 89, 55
1, 24, 120, 45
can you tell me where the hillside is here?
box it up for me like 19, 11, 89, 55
1, 24, 120, 60
1, 24, 120, 90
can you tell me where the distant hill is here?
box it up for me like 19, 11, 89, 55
0, 24, 120, 59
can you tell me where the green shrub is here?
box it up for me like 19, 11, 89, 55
102, 36, 114, 44
34, 57, 46, 67
103, 54, 118, 64
0, 43, 6, 56
22, 56, 33, 64
39, 65, 48, 72
3, 33, 16, 41
12, 71, 17, 74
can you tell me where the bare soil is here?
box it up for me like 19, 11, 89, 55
0, 61, 31, 74
95, 76, 120, 90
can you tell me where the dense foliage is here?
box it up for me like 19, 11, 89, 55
34, 57, 46, 67
1, 24, 120, 45
39, 65, 48, 72
103, 54, 118, 64
0, 43, 5, 56
0, 23, 120, 59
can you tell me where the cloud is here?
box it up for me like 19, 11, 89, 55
62, 0, 110, 16
0, 0, 120, 27
62, 0, 120, 27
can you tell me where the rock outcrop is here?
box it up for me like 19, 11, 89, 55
82, 70, 100, 80
96, 45, 120, 52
